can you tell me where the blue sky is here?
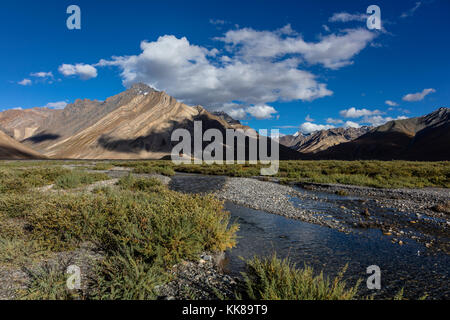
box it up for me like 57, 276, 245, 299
1, 0, 449, 135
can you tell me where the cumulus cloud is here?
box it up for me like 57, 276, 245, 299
400, 2, 422, 18
18, 79, 32, 86
93, 24, 378, 117
42, 101, 68, 109
58, 63, 98, 80
30, 71, 53, 78
362, 115, 408, 126
299, 122, 334, 134
329, 12, 367, 23
339, 107, 382, 118
246, 105, 277, 119
217, 26, 376, 69
385, 100, 399, 106
402, 88, 436, 102
326, 117, 344, 124
97, 33, 334, 110
344, 121, 361, 128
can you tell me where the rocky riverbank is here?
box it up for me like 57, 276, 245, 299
211, 176, 450, 254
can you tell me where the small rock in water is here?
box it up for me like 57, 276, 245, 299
361, 208, 370, 217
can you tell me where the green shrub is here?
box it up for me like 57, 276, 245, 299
20, 260, 82, 300
90, 247, 166, 300
242, 255, 360, 300
55, 170, 109, 189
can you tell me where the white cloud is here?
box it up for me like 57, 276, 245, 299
227, 108, 247, 120
30, 71, 53, 78
322, 24, 330, 32
97, 33, 335, 110
93, 25, 378, 116
362, 115, 408, 126
385, 100, 399, 106
326, 117, 344, 124
246, 105, 277, 119
344, 121, 361, 128
18, 78, 32, 86
400, 2, 422, 18
42, 101, 68, 109
329, 12, 367, 23
217, 26, 376, 69
58, 63, 98, 80
305, 114, 314, 122
339, 107, 382, 118
299, 122, 334, 134
402, 88, 436, 102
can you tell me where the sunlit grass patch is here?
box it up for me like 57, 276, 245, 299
111, 161, 175, 176
54, 170, 110, 189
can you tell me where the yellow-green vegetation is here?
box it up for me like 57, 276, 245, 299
242, 255, 360, 300
112, 161, 175, 176
172, 160, 450, 188
2, 159, 448, 188
90, 162, 115, 171
0, 163, 238, 299
0, 166, 109, 192
54, 170, 110, 189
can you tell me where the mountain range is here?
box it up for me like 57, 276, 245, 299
0, 84, 448, 161
310, 107, 450, 161
279, 126, 372, 154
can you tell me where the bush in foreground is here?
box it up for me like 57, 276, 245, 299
242, 255, 360, 300
2, 174, 238, 299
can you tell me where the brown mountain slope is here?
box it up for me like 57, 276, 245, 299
312, 107, 450, 160
1, 84, 299, 160
0, 107, 55, 140
279, 127, 371, 153
0, 129, 44, 159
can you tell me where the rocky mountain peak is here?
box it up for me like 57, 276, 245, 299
128, 83, 156, 95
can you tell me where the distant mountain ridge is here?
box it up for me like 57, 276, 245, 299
311, 107, 450, 160
279, 126, 371, 153
211, 111, 242, 125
